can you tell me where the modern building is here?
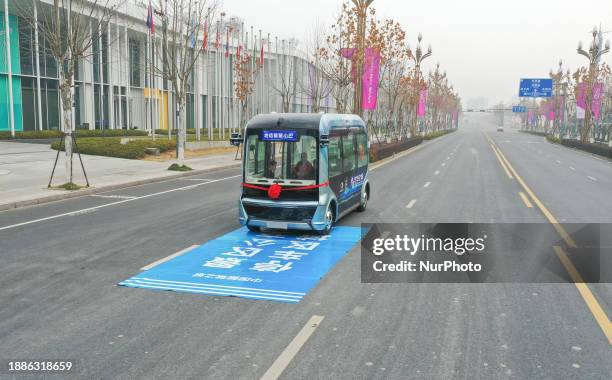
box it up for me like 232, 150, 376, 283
0, 0, 336, 137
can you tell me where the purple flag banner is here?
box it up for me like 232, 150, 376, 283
577, 83, 605, 120
417, 89, 428, 117
362, 48, 381, 110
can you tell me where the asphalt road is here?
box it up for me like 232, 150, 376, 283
1, 113, 611, 379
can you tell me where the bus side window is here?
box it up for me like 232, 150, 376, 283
328, 136, 343, 177
356, 132, 368, 168
342, 133, 356, 172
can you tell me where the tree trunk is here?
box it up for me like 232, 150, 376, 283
60, 73, 73, 184
177, 97, 186, 164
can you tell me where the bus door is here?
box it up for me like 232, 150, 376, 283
329, 128, 367, 214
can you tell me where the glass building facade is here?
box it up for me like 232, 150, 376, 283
0, 0, 335, 135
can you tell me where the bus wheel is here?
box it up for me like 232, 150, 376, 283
357, 187, 368, 212
317, 206, 334, 235
247, 224, 260, 233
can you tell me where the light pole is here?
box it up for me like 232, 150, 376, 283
577, 26, 610, 143
408, 33, 432, 137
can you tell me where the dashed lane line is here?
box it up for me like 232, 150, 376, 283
518, 192, 533, 208
261, 315, 325, 380
406, 199, 417, 209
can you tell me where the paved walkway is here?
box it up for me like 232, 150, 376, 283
0, 141, 240, 210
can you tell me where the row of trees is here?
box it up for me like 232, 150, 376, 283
20, 0, 461, 184
522, 27, 611, 144
313, 0, 462, 143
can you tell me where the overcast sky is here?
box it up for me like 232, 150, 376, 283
222, 0, 611, 106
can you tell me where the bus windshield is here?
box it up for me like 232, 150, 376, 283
245, 130, 318, 186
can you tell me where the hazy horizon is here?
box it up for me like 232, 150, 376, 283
221, 0, 611, 106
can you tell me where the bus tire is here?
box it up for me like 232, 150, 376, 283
247, 224, 260, 233
317, 204, 335, 235
357, 186, 369, 212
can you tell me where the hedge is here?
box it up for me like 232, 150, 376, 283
0, 129, 148, 140
424, 129, 457, 140
51, 138, 176, 159
559, 139, 612, 158
370, 137, 423, 162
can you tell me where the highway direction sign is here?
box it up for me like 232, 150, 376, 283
519, 79, 553, 98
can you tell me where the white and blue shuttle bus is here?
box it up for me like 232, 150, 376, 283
231, 113, 371, 235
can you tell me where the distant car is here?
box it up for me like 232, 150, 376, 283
497, 126, 504, 132
467, 109, 474, 112
480, 109, 487, 112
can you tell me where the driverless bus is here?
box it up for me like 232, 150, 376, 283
231, 113, 371, 235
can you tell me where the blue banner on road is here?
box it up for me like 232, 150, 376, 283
119, 226, 362, 303
519, 78, 553, 98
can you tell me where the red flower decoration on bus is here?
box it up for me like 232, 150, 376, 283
268, 183, 282, 199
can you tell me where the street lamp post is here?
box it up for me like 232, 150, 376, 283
577, 26, 610, 143
408, 33, 432, 137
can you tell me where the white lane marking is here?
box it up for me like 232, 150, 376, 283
569, 166, 576, 171
587, 176, 597, 182
90, 194, 137, 200
556, 160, 562, 164
424, 182, 431, 188
0, 174, 242, 232
441, 163, 446, 167
434, 170, 440, 175
406, 199, 417, 209
177, 178, 214, 182
446, 156, 450, 160
141, 245, 200, 271
261, 315, 325, 380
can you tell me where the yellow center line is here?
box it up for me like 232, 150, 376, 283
486, 133, 576, 248
486, 132, 611, 345
518, 192, 533, 208
553, 246, 612, 345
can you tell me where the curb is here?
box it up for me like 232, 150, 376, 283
0, 162, 241, 212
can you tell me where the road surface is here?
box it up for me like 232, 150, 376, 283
1, 113, 610, 379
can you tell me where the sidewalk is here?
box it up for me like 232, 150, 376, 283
0, 141, 241, 211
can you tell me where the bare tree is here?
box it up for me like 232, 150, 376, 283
301, 22, 333, 113
270, 39, 297, 113
17, 0, 120, 185
234, 51, 256, 130
153, 0, 218, 164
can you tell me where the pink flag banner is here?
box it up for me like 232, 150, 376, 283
362, 48, 381, 110
548, 111, 555, 121
577, 83, 605, 120
417, 89, 428, 117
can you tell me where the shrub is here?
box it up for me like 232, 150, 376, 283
168, 163, 193, 172
0, 129, 148, 140
59, 182, 82, 191
51, 138, 176, 159
546, 135, 560, 144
